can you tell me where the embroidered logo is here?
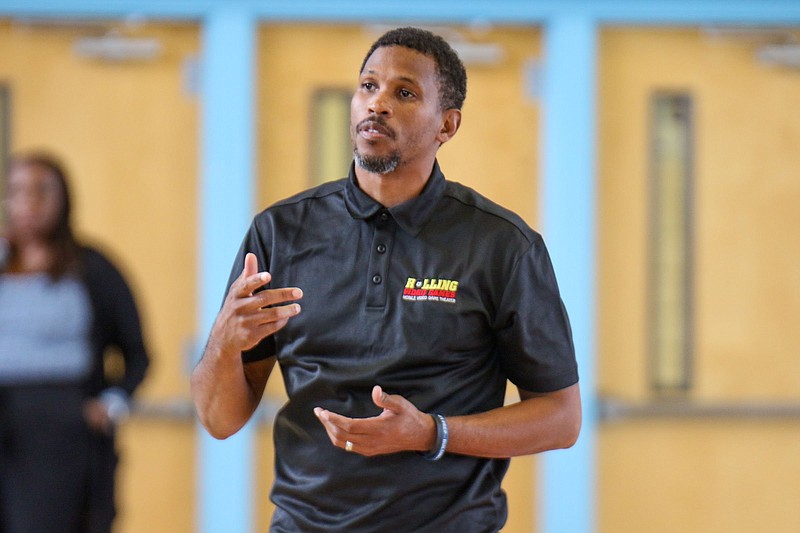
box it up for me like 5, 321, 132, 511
402, 277, 459, 304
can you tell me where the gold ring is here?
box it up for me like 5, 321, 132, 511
345, 440, 353, 452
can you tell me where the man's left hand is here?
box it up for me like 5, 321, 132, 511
313, 386, 436, 456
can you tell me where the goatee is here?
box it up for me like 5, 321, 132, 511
354, 148, 401, 175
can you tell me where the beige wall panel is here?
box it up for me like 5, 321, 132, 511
254, 426, 278, 533
599, 29, 711, 399
599, 27, 800, 400
690, 40, 800, 400
116, 420, 196, 533
600, 420, 800, 532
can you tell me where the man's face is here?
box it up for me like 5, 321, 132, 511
351, 45, 446, 175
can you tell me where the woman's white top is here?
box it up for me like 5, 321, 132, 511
0, 273, 93, 385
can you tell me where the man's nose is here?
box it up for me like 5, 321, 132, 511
368, 91, 392, 116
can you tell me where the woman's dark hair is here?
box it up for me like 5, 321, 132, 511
359, 27, 467, 111
3, 152, 81, 279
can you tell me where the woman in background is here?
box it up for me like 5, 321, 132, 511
0, 153, 149, 533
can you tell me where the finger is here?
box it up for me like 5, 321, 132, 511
313, 406, 331, 428
313, 410, 367, 454
249, 316, 292, 339
313, 408, 344, 446
314, 407, 347, 429
252, 287, 304, 309
235, 254, 271, 297
314, 407, 364, 437
372, 385, 404, 413
253, 307, 300, 332
223, 295, 301, 351
243, 252, 258, 278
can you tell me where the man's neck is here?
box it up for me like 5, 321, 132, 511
354, 161, 434, 208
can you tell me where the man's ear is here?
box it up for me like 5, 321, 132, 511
436, 109, 462, 145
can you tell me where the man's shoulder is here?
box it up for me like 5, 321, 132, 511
443, 181, 542, 244
255, 178, 347, 219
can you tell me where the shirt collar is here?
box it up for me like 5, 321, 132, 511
344, 160, 446, 236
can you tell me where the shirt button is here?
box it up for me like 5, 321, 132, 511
372, 274, 382, 284
379, 212, 389, 222
376, 244, 387, 254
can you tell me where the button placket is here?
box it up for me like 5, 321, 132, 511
366, 211, 394, 309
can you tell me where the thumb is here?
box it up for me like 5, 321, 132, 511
243, 252, 258, 278
372, 385, 403, 413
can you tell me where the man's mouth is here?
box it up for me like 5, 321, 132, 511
357, 118, 394, 139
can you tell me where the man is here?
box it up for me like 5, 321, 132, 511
191, 26, 580, 532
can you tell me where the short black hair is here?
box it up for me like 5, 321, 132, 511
359, 27, 467, 111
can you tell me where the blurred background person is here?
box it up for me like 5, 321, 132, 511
0, 152, 149, 533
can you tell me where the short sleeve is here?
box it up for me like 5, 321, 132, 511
492, 236, 578, 392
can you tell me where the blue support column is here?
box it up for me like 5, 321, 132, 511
539, 14, 598, 533
197, 7, 257, 533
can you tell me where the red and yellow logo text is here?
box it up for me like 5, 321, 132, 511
402, 277, 459, 303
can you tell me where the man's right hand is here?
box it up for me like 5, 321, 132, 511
208, 252, 303, 354
192, 252, 302, 439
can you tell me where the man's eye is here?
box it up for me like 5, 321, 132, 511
362, 82, 375, 90
399, 89, 414, 98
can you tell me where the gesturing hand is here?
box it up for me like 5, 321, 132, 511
314, 386, 436, 457
208, 252, 302, 354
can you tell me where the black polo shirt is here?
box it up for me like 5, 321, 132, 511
227, 161, 577, 533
